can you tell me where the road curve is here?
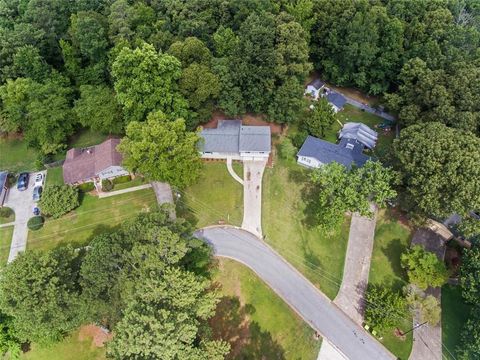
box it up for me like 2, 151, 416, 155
195, 226, 395, 360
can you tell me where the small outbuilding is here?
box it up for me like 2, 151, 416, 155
339, 122, 378, 149
326, 91, 347, 113
304, 79, 325, 100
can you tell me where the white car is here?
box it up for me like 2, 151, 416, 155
34, 173, 44, 186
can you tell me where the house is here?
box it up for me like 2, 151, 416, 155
297, 136, 370, 169
339, 122, 378, 149
199, 120, 271, 161
304, 79, 325, 100
0, 171, 8, 206
63, 138, 129, 184
326, 91, 347, 113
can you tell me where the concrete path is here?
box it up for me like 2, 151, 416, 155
151, 181, 175, 219
334, 207, 377, 325
344, 97, 396, 122
0, 222, 15, 228
226, 157, 243, 185
317, 340, 348, 360
241, 159, 267, 238
98, 183, 152, 198
5, 170, 46, 262
195, 226, 395, 360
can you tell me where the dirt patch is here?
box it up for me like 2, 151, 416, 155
0, 132, 24, 141
78, 324, 112, 348
202, 112, 283, 135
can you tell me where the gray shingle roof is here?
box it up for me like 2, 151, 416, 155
240, 126, 271, 152
339, 122, 378, 149
327, 92, 347, 109
308, 79, 325, 90
297, 136, 370, 168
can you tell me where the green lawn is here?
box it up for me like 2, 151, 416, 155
0, 137, 37, 172
0, 226, 13, 266
0, 207, 15, 224
179, 162, 243, 228
27, 189, 157, 251
368, 209, 413, 359
442, 285, 472, 359
46, 166, 64, 187
262, 155, 350, 300
113, 176, 147, 191
213, 259, 320, 360
21, 329, 106, 360
68, 128, 108, 149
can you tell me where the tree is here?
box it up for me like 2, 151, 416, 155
167, 37, 212, 67
0, 313, 21, 360
73, 85, 123, 134
38, 185, 79, 219
303, 98, 336, 137
460, 247, 480, 305
404, 285, 441, 326
11, 45, 50, 82
457, 307, 480, 360
118, 111, 201, 188
457, 216, 480, 242
112, 42, 189, 123
394, 122, 480, 219
0, 247, 83, 345
364, 286, 407, 333
401, 245, 449, 290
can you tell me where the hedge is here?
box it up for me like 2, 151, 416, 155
77, 182, 95, 193
102, 179, 113, 192
112, 175, 131, 185
27, 216, 44, 231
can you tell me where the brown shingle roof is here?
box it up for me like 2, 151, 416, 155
63, 138, 123, 184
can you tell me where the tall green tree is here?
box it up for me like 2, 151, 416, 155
364, 285, 407, 333
460, 247, 480, 305
457, 307, 480, 360
118, 111, 201, 188
303, 98, 336, 137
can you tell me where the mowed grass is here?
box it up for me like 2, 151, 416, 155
368, 209, 413, 359
46, 166, 64, 187
113, 176, 147, 191
68, 128, 108, 149
0, 226, 13, 266
442, 285, 472, 359
180, 162, 243, 228
27, 189, 157, 251
262, 155, 350, 300
0, 207, 15, 224
213, 259, 320, 360
21, 329, 106, 360
0, 137, 37, 172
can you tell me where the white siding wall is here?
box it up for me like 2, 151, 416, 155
297, 156, 322, 169
201, 152, 242, 160
240, 151, 270, 160
305, 86, 320, 100
97, 166, 129, 179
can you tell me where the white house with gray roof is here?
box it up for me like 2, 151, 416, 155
339, 122, 378, 149
199, 120, 271, 161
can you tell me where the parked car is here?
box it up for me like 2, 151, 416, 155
17, 172, 29, 191
33, 207, 40, 216
34, 173, 44, 186
33, 186, 42, 201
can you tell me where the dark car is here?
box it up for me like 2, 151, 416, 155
33, 207, 40, 216
33, 186, 42, 202
17, 172, 29, 191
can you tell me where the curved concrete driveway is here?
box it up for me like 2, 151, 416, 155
195, 226, 395, 360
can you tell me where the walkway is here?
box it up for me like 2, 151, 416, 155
226, 157, 243, 185
241, 159, 267, 237
343, 97, 395, 122
317, 340, 348, 360
98, 184, 152, 198
195, 226, 395, 360
151, 181, 176, 219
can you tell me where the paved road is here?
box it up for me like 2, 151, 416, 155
241, 159, 266, 237
195, 226, 395, 360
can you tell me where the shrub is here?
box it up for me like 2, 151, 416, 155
290, 129, 308, 148
112, 175, 131, 185
278, 138, 297, 160
38, 185, 80, 219
0, 207, 13, 218
27, 216, 44, 231
365, 285, 407, 333
77, 182, 95, 193
102, 179, 113, 192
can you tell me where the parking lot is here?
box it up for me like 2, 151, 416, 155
4, 170, 46, 261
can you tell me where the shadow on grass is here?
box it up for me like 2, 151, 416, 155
381, 238, 408, 291
210, 296, 285, 360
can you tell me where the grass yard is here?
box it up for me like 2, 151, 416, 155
21, 329, 106, 360
0, 137, 37, 173
27, 189, 157, 251
113, 176, 147, 191
0, 207, 15, 224
368, 209, 413, 359
45, 166, 64, 187
179, 162, 243, 228
212, 259, 320, 360
0, 226, 13, 266
262, 155, 350, 300
68, 128, 108, 149
442, 285, 472, 359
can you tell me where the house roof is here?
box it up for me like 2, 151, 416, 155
308, 79, 325, 90
200, 120, 271, 153
339, 122, 378, 149
297, 136, 370, 168
327, 92, 347, 109
63, 138, 123, 184
0, 171, 7, 189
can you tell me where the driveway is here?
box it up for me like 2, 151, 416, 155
241, 159, 267, 237
195, 226, 395, 360
4, 171, 46, 262
344, 97, 396, 122
151, 181, 175, 219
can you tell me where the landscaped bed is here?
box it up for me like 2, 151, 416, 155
27, 188, 157, 251
0, 226, 13, 266
368, 209, 413, 359
262, 155, 350, 300
212, 258, 320, 360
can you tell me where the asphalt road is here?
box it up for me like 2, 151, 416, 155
195, 226, 395, 360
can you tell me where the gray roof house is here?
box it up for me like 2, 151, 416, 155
326, 92, 347, 112
200, 120, 271, 160
305, 79, 326, 100
339, 122, 378, 149
297, 136, 370, 169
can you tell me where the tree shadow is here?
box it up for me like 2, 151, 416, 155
381, 238, 408, 291
300, 182, 321, 229
210, 296, 286, 360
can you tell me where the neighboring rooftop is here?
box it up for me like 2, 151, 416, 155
327, 91, 347, 109
0, 171, 7, 187
339, 122, 378, 149
308, 79, 325, 90
63, 138, 123, 184
298, 136, 370, 168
